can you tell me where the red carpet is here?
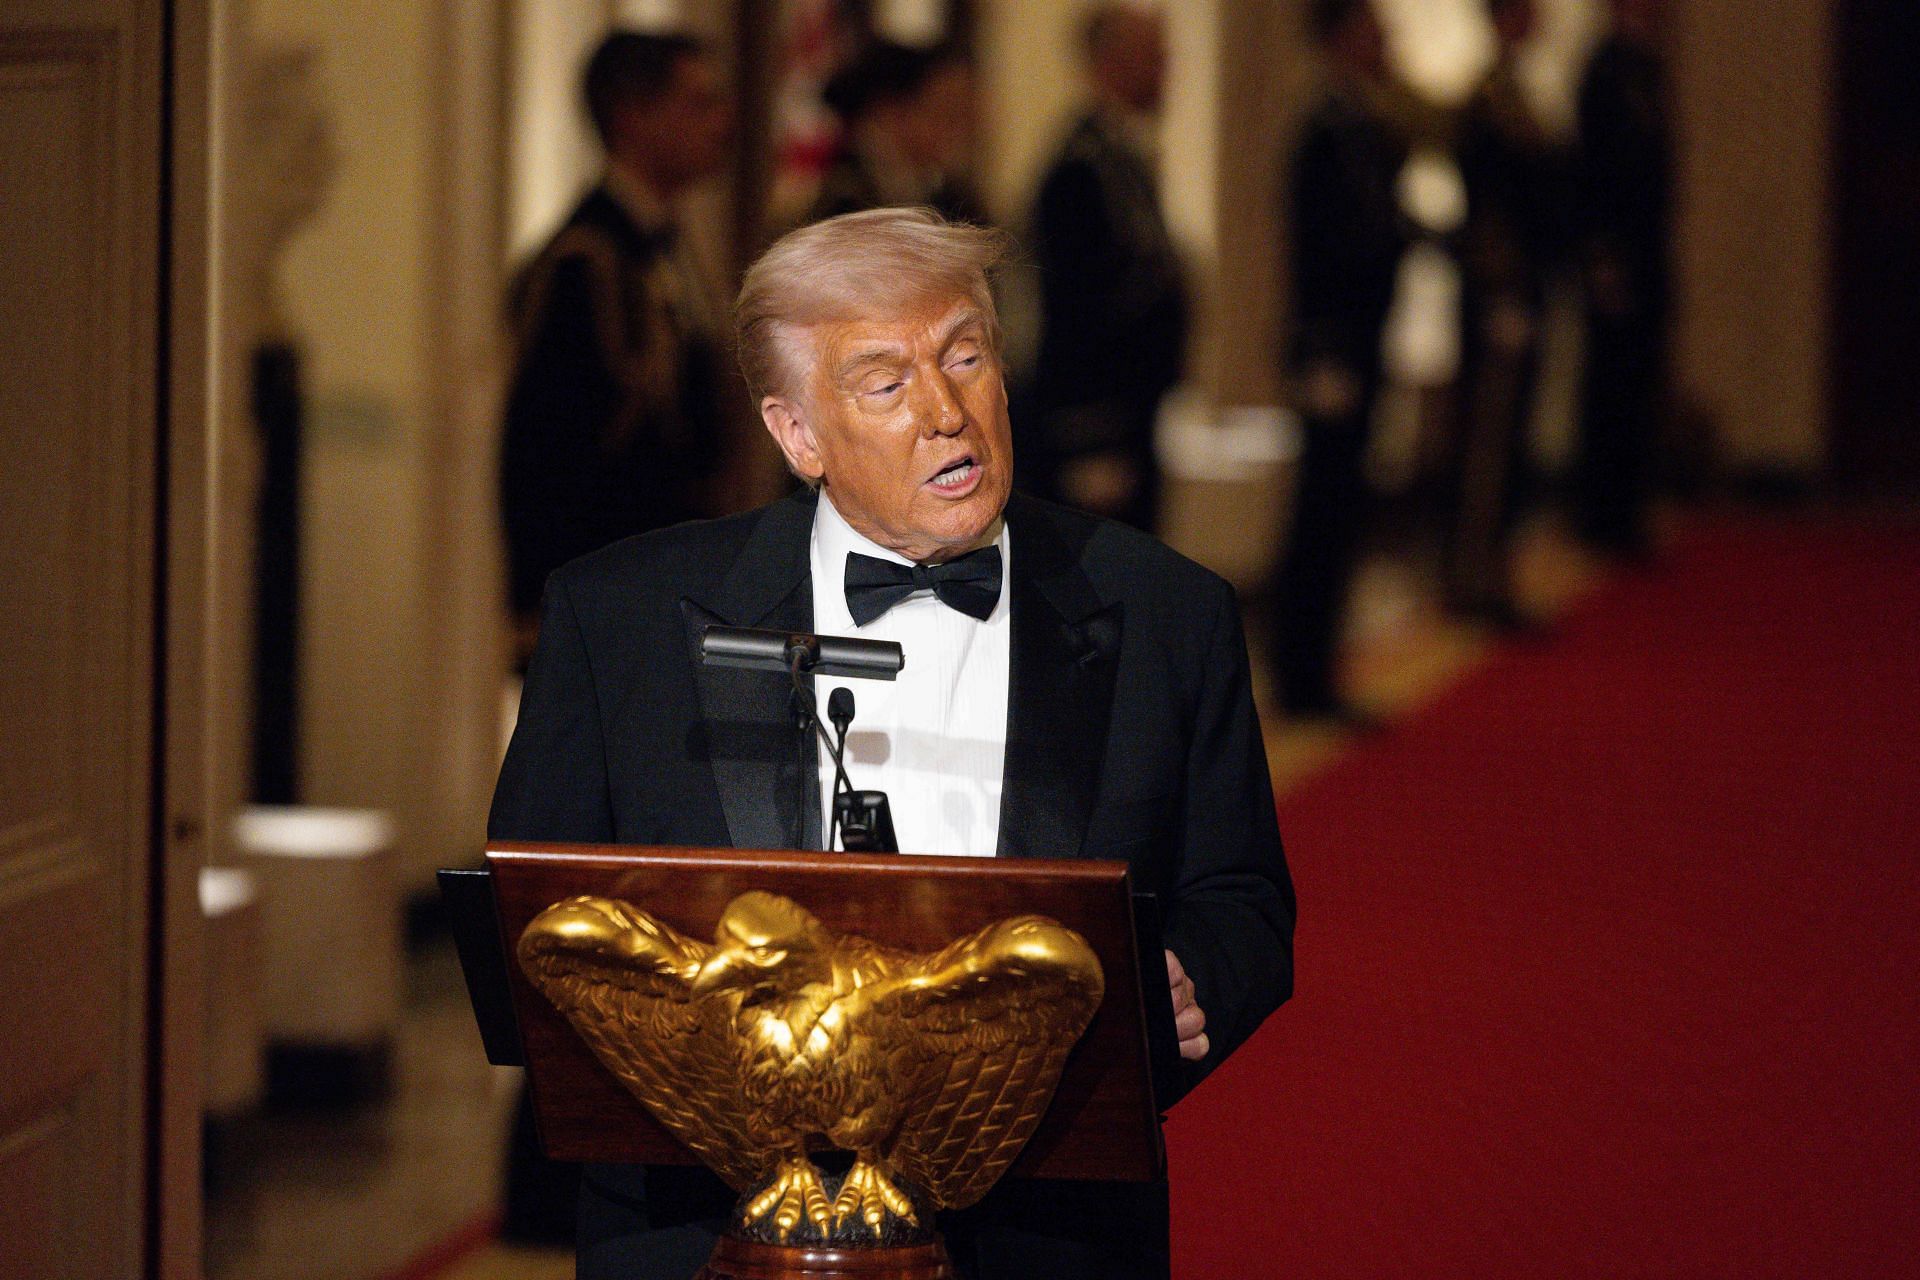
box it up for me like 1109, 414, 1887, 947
1167, 515, 1920, 1277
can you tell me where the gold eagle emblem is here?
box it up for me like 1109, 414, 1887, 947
517, 890, 1104, 1241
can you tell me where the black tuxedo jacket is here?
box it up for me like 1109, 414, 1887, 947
489, 488, 1294, 1279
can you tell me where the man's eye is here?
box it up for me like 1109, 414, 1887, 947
951, 354, 982, 370
865, 380, 904, 397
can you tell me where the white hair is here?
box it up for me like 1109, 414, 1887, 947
734, 206, 1009, 403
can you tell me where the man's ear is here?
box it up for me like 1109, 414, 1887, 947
760, 395, 825, 482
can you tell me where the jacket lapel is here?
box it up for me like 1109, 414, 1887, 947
681, 490, 822, 852
997, 494, 1122, 860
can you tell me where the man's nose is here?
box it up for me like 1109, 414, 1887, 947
915, 368, 966, 438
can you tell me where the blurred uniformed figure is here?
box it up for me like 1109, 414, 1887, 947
1442, 0, 1566, 628
808, 39, 988, 227
1573, 0, 1672, 560
1269, 0, 1409, 722
500, 31, 735, 667
1026, 2, 1188, 534
495, 29, 732, 1243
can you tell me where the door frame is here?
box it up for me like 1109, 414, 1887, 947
155, 0, 218, 1271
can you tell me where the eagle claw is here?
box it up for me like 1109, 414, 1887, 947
742, 1156, 833, 1241
833, 1158, 919, 1235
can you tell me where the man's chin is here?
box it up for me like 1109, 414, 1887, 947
912, 516, 1004, 564
936, 486, 1009, 548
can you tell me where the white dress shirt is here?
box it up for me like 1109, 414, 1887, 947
810, 491, 1010, 857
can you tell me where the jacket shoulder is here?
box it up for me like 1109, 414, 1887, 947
549, 502, 777, 606
1012, 493, 1234, 609
516, 188, 654, 274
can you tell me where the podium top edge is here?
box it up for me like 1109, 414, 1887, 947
485, 840, 1130, 883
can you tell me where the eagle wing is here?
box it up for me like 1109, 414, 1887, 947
864, 915, 1105, 1209
516, 895, 772, 1191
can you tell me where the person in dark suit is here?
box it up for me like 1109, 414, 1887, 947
1572, 0, 1672, 560
496, 30, 735, 1242
501, 31, 735, 667
1026, 3, 1187, 534
1268, 0, 1409, 721
1442, 0, 1566, 628
808, 39, 989, 227
491, 208, 1294, 1280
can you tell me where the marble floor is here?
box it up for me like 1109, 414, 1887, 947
203, 520, 1608, 1280
204, 938, 522, 1280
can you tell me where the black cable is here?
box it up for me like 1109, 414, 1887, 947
788, 644, 855, 850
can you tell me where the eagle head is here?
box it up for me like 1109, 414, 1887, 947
691, 890, 835, 998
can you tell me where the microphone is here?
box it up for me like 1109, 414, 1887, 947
823, 688, 897, 854
823, 687, 857, 826
700, 625, 904, 680
826, 686, 856, 741
824, 688, 856, 851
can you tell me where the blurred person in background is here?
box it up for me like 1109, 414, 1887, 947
500, 30, 736, 671
1572, 0, 1671, 561
809, 38, 989, 226
1269, 0, 1409, 723
1440, 0, 1565, 631
1025, 2, 1187, 534
495, 28, 732, 1244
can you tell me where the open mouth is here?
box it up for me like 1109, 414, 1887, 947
927, 456, 979, 493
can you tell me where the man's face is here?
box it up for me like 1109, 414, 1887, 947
762, 297, 1013, 564
622, 54, 732, 191
899, 63, 976, 171
1097, 11, 1168, 114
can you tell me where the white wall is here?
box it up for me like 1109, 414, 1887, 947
252, 0, 434, 869
507, 0, 611, 260
975, 0, 1088, 225
250, 0, 510, 887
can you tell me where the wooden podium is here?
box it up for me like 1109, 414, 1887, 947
445, 841, 1179, 1277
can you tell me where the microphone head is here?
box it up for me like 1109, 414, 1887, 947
827, 686, 855, 730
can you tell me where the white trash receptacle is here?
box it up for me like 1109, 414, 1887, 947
233, 806, 401, 1079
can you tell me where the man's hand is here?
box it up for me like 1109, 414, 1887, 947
1166, 949, 1209, 1061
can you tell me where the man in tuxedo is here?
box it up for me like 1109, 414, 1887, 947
491, 208, 1294, 1279
500, 30, 735, 667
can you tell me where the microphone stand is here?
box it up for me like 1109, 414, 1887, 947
825, 688, 856, 853
787, 642, 856, 849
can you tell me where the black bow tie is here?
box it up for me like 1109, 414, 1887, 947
844, 546, 1003, 626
